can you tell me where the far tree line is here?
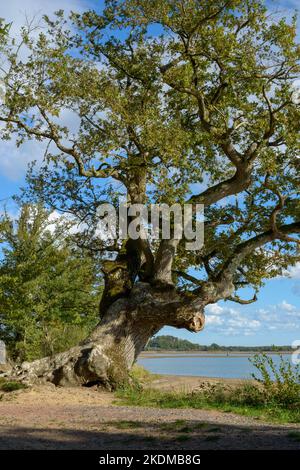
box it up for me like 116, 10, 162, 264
146, 335, 293, 352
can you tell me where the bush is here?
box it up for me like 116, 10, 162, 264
250, 353, 300, 406
0, 204, 101, 363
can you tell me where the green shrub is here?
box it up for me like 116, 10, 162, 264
0, 204, 101, 363
0, 381, 27, 392
250, 354, 300, 406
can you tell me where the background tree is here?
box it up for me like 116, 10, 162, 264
0, 0, 299, 388
0, 205, 101, 361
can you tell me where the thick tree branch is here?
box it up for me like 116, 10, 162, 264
188, 162, 252, 207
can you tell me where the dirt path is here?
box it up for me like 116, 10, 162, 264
0, 385, 299, 450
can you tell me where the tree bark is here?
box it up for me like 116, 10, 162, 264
11, 282, 205, 389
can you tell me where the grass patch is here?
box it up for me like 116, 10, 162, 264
173, 419, 186, 426
0, 380, 27, 392
114, 384, 300, 425
130, 365, 160, 385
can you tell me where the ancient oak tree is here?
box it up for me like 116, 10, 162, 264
0, 1, 299, 388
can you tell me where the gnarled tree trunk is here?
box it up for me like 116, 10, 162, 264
12, 282, 206, 389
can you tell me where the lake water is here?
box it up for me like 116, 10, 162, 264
137, 353, 296, 380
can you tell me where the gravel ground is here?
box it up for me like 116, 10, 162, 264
0, 385, 299, 450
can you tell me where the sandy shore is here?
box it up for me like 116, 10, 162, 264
144, 374, 251, 392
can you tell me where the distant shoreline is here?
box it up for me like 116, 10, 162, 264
146, 335, 293, 354
140, 350, 292, 359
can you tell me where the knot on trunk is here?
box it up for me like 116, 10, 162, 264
172, 306, 205, 332
186, 312, 205, 332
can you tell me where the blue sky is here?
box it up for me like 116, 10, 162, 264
0, 0, 299, 346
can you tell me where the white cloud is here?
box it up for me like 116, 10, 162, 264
0, 138, 47, 181
205, 303, 224, 315
228, 315, 260, 330
204, 297, 300, 338
280, 264, 300, 300
0, 0, 91, 35
204, 303, 262, 337
206, 315, 224, 326
280, 300, 297, 313
284, 263, 300, 280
